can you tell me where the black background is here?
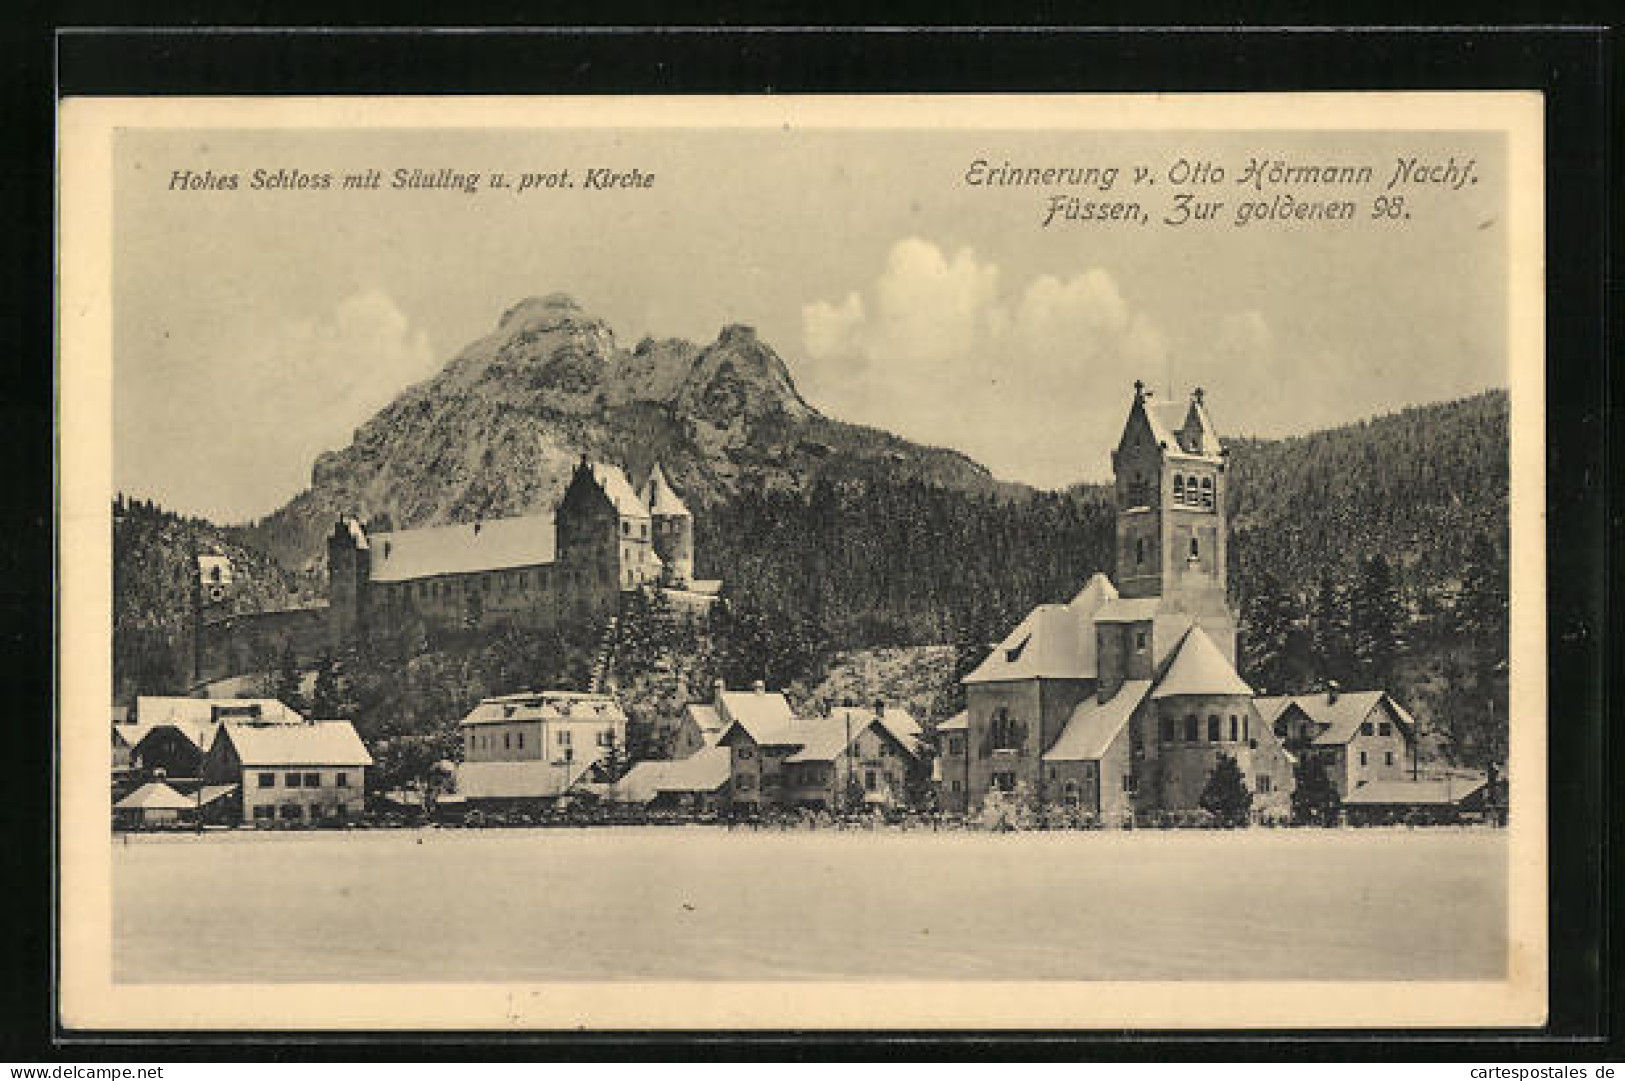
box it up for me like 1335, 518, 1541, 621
5, 9, 1615, 1061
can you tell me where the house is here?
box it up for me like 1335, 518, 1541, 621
1255, 688, 1418, 798
113, 781, 196, 828
452, 690, 627, 808
125, 696, 307, 782
200, 720, 372, 825
951, 384, 1297, 822
1340, 774, 1488, 825
612, 746, 733, 812
716, 692, 921, 813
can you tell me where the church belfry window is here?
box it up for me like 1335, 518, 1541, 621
1134, 537, 1145, 566
1173, 475, 1184, 503
1201, 476, 1214, 509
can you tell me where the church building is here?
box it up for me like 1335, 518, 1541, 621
327, 457, 717, 648
938, 383, 1297, 821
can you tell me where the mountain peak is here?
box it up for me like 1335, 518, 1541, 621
498, 293, 584, 329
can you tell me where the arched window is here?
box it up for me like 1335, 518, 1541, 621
1229, 715, 1239, 741
1173, 475, 1185, 503
1184, 715, 1199, 742
1201, 475, 1214, 508
1207, 715, 1221, 741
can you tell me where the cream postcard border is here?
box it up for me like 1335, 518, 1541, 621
58, 92, 1547, 1031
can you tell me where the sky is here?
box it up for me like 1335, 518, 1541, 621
113, 124, 1508, 523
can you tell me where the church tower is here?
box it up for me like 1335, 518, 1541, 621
1110, 381, 1236, 662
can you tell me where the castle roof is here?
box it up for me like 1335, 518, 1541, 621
964, 573, 1117, 684
1044, 680, 1153, 762
1149, 625, 1253, 699
588, 462, 650, 518
643, 462, 692, 517
368, 514, 557, 583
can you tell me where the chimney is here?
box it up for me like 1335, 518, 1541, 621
752, 679, 766, 695
1327, 680, 1340, 705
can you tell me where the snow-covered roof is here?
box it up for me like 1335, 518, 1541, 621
1253, 690, 1415, 746
827, 705, 922, 749
964, 573, 1118, 685
936, 711, 968, 733
644, 462, 692, 517
1044, 681, 1152, 762
1093, 597, 1161, 624
461, 691, 626, 727
455, 759, 593, 800
1149, 626, 1253, 699
613, 747, 732, 802
589, 462, 650, 519
218, 721, 373, 768
1342, 778, 1485, 807
716, 688, 798, 740
368, 515, 557, 583
114, 781, 196, 811
135, 696, 304, 726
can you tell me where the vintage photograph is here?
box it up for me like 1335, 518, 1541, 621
58, 94, 1545, 1029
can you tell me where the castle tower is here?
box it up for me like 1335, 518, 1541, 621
1110, 382, 1236, 662
644, 462, 694, 587
191, 549, 234, 684
327, 518, 371, 648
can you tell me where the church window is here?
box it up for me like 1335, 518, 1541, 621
1159, 717, 1174, 742
1229, 715, 1239, 741
1135, 630, 1147, 651
1122, 773, 1137, 794
1184, 715, 1198, 741
1189, 536, 1200, 559
1201, 476, 1214, 508
1173, 475, 1185, 503
1207, 715, 1221, 741
1385, 750, 1394, 767
1134, 538, 1145, 566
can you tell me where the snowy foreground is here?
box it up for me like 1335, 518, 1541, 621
114, 826, 1506, 983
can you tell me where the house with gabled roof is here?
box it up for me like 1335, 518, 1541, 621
713, 685, 921, 812
951, 384, 1297, 821
1255, 687, 1418, 799
200, 719, 372, 825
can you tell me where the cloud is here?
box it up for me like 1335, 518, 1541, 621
799, 238, 1170, 487
209, 289, 437, 519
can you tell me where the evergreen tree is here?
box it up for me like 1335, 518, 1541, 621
273, 640, 305, 714
1350, 554, 1406, 686
1199, 753, 1253, 827
1310, 568, 1353, 684
309, 651, 341, 718
1289, 754, 1341, 826
595, 732, 631, 784
1241, 569, 1301, 695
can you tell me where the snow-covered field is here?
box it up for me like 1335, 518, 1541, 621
113, 826, 1505, 983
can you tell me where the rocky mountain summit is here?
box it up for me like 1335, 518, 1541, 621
239, 294, 1011, 571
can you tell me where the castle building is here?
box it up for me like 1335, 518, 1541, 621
938, 383, 1297, 821
327, 457, 717, 648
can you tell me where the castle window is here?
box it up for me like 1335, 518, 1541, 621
1184, 715, 1198, 742
1258, 775, 1273, 794
1159, 717, 1174, 742
1207, 715, 1221, 741
1201, 476, 1214, 509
